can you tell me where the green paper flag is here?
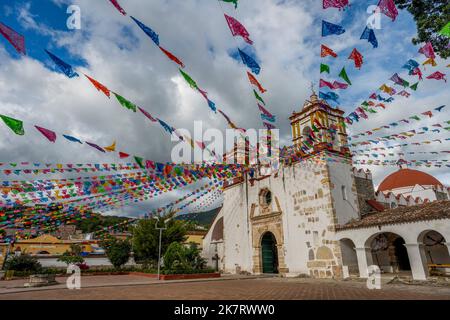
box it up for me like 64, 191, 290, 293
134, 156, 145, 169
221, 0, 238, 9
179, 69, 198, 89
409, 115, 420, 121
114, 93, 137, 112
253, 89, 265, 105
361, 101, 369, 107
368, 108, 377, 114
320, 63, 330, 74
0, 114, 24, 135
339, 67, 352, 85
410, 82, 418, 91
439, 22, 450, 37
402, 79, 409, 88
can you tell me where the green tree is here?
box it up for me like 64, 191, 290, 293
103, 238, 131, 269
57, 252, 85, 266
4, 253, 42, 272
132, 212, 187, 263
394, 0, 450, 58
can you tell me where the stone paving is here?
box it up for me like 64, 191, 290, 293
0, 275, 450, 300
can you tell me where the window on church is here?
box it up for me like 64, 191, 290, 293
302, 126, 312, 142
341, 185, 347, 201
259, 189, 272, 207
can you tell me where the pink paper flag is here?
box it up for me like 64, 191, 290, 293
35, 126, 57, 143
224, 14, 253, 45
319, 79, 334, 89
426, 71, 446, 82
332, 81, 349, 89
377, 0, 398, 21
0, 22, 26, 55
418, 42, 436, 59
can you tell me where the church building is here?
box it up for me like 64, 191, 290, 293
202, 92, 450, 281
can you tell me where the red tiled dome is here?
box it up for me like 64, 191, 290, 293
378, 168, 443, 192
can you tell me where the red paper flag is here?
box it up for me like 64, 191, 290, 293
247, 72, 267, 93
0, 22, 26, 55
418, 42, 436, 59
348, 48, 363, 69
426, 71, 446, 82
159, 46, 185, 68
320, 44, 337, 58
377, 0, 398, 21
119, 152, 130, 159
35, 126, 57, 143
109, 0, 127, 15
332, 81, 348, 89
224, 14, 253, 45
421, 111, 433, 117
84, 74, 110, 98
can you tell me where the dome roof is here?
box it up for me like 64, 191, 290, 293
378, 168, 443, 192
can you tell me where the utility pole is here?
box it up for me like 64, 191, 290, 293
154, 216, 172, 280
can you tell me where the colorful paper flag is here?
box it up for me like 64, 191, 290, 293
238, 49, 260, 74
179, 69, 198, 89
339, 67, 351, 85
322, 21, 345, 36
0, 115, 24, 135
159, 46, 184, 68
221, 0, 238, 9
320, 63, 330, 74
138, 107, 158, 122
104, 141, 116, 152
34, 126, 56, 143
45, 50, 79, 78
114, 93, 137, 112
84, 74, 110, 98
320, 44, 337, 58
109, 0, 127, 15
224, 14, 253, 45
439, 22, 450, 37
377, 0, 398, 21
86, 142, 106, 153
348, 48, 363, 69
418, 42, 435, 59
323, 0, 349, 10
320, 79, 334, 89
253, 89, 265, 105
130, 16, 159, 46
426, 71, 447, 82
63, 134, 82, 144
247, 72, 266, 93
0, 22, 25, 55
360, 26, 378, 48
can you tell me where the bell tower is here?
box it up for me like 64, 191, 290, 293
289, 89, 350, 157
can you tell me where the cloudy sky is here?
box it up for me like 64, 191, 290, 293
0, 0, 448, 217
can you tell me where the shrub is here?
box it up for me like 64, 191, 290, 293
4, 253, 42, 272
104, 238, 131, 269
163, 242, 207, 273
57, 251, 85, 266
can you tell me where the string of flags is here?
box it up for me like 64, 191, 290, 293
218, 1, 276, 130
348, 105, 447, 139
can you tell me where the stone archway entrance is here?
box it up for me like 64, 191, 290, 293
261, 232, 278, 274
369, 232, 411, 274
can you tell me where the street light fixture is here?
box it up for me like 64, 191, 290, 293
153, 215, 172, 280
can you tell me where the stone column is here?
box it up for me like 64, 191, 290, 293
404, 243, 428, 281
354, 247, 373, 278
445, 243, 450, 257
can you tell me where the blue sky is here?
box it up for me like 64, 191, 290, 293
0, 0, 448, 217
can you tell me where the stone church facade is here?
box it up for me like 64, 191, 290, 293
202, 92, 450, 280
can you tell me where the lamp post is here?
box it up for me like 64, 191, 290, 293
154, 216, 172, 280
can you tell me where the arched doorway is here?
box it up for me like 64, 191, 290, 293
368, 232, 411, 274
339, 238, 359, 275
418, 230, 450, 276
261, 232, 278, 274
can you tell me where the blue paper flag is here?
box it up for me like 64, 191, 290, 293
45, 50, 79, 78
261, 113, 275, 123
319, 91, 340, 103
131, 16, 160, 46
238, 48, 260, 75
435, 105, 445, 112
322, 21, 346, 37
360, 27, 378, 48
207, 99, 217, 113
63, 134, 83, 144
158, 119, 174, 134
402, 59, 419, 71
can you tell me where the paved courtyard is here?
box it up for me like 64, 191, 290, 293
0, 275, 450, 300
